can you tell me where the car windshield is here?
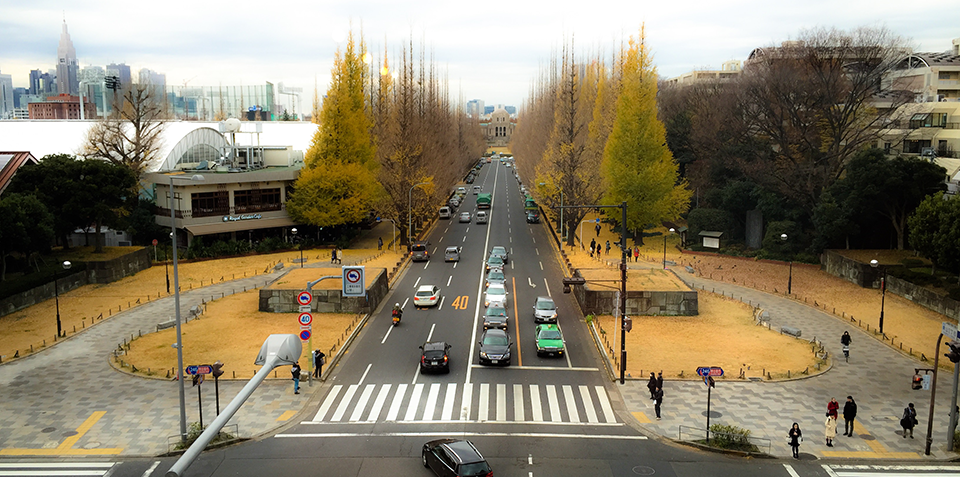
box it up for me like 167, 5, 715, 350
492, 247, 505, 255
488, 287, 505, 296
485, 307, 506, 316
539, 329, 561, 340
536, 300, 555, 310
424, 350, 445, 359
488, 257, 503, 265
488, 271, 504, 280
446, 248, 458, 253
459, 462, 492, 475
483, 335, 509, 346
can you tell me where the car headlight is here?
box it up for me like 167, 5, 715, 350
551, 312, 557, 318
503, 350, 511, 358
480, 352, 488, 358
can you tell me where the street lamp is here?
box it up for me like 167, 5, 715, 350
870, 259, 886, 334
539, 183, 564, 247
54, 260, 72, 338
408, 181, 429, 243
663, 228, 675, 269
169, 173, 205, 443
292, 228, 302, 268
780, 233, 793, 295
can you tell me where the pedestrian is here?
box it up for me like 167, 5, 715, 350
841, 331, 852, 346
656, 371, 664, 390
291, 362, 302, 395
653, 386, 663, 420
336, 248, 343, 264
590, 238, 596, 258
824, 413, 837, 447
634, 246, 639, 262
605, 240, 611, 255
788, 423, 802, 458
843, 396, 857, 436
331, 248, 336, 263
827, 397, 839, 419
596, 242, 602, 258
378, 237, 383, 250
647, 373, 657, 400
901, 402, 917, 438
595, 223, 601, 237
314, 350, 326, 378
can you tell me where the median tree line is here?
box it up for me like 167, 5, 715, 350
512, 27, 691, 246
287, 32, 486, 244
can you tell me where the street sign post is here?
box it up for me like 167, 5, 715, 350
299, 329, 311, 340
185, 365, 212, 375
297, 291, 313, 306
943, 322, 960, 340
342, 266, 365, 297
298, 313, 313, 326
696, 367, 723, 443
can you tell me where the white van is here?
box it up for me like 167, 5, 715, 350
439, 206, 452, 219
475, 211, 488, 224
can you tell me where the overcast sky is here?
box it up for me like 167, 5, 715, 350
2, 0, 957, 110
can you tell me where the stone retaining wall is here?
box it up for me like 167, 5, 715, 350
573, 286, 699, 316
258, 268, 389, 314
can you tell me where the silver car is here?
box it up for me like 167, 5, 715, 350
485, 269, 506, 288
444, 246, 461, 262
490, 246, 508, 264
533, 296, 557, 323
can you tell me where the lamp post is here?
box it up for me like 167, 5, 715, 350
164, 243, 170, 294
780, 233, 793, 295
169, 173, 205, 443
54, 260, 72, 338
292, 228, 302, 268
408, 181, 429, 243
540, 182, 564, 247
663, 228, 675, 269
870, 259, 886, 334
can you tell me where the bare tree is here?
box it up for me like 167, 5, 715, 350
81, 82, 167, 177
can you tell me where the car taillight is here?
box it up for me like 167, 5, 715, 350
443, 355, 448, 363
421, 356, 426, 364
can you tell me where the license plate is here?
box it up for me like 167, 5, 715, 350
432, 361, 438, 365
491, 360, 498, 364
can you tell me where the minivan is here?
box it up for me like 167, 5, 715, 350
411, 241, 430, 262
439, 206, 452, 219
475, 211, 488, 224
444, 246, 461, 262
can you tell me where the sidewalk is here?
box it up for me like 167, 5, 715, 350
620, 264, 960, 460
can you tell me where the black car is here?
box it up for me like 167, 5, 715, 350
526, 212, 539, 224
422, 439, 492, 477
419, 341, 451, 373
478, 329, 511, 366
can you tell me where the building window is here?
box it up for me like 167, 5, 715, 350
234, 188, 282, 213
884, 142, 891, 154
191, 191, 229, 217
909, 113, 948, 129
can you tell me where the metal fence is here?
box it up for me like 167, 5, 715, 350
677, 425, 772, 455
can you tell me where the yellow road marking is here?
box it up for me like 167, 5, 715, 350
0, 412, 123, 456
821, 419, 920, 459
277, 410, 297, 421
631, 411, 651, 423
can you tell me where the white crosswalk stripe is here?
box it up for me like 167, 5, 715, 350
824, 464, 960, 476
0, 462, 116, 476
309, 382, 621, 425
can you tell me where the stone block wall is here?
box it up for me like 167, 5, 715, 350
887, 275, 960, 320
259, 268, 389, 314
573, 286, 698, 316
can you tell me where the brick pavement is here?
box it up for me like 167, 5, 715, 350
619, 265, 960, 460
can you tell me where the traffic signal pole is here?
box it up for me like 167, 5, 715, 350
619, 202, 628, 385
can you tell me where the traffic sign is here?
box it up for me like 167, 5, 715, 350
297, 291, 312, 306
152, 239, 158, 246
696, 367, 724, 377
943, 322, 960, 340
298, 313, 313, 326
185, 365, 213, 375
299, 305, 312, 313
342, 266, 365, 297
299, 329, 311, 340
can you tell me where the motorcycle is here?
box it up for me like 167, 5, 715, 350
392, 308, 402, 326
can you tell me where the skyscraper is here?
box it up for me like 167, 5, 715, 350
107, 63, 132, 88
0, 71, 14, 119
56, 20, 79, 96
29, 69, 42, 95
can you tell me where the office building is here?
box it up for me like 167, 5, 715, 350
0, 71, 13, 119
56, 21, 79, 96
28, 94, 97, 119
106, 63, 132, 88
466, 99, 484, 118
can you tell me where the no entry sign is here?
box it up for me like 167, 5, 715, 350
297, 291, 312, 306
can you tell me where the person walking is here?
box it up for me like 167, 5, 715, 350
336, 248, 343, 264
331, 248, 336, 263
595, 223, 601, 237
827, 397, 840, 419
596, 242, 602, 258
590, 238, 596, 258
647, 373, 657, 400
605, 240, 611, 255
653, 386, 663, 420
843, 396, 858, 436
656, 371, 664, 390
633, 246, 639, 262
824, 413, 837, 447
378, 237, 383, 250
901, 403, 918, 438
841, 331, 852, 347
788, 423, 802, 459
291, 362, 302, 395
313, 350, 326, 378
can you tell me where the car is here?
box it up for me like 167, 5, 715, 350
439, 206, 452, 219
489, 246, 508, 264
459, 212, 471, 223
484, 283, 507, 308
449, 197, 461, 208
422, 439, 492, 477
444, 246, 461, 262
478, 329, 512, 366
483, 306, 508, 330
533, 296, 557, 323
414, 285, 441, 308
505, 162, 512, 168
485, 255, 504, 273
485, 269, 505, 288
535, 323, 565, 357
475, 211, 488, 224
465, 175, 475, 184
411, 241, 430, 261
473, 185, 481, 195
456, 186, 467, 195
419, 341, 451, 373
526, 212, 540, 224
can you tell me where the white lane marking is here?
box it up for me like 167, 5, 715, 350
441, 383, 458, 421
821, 465, 840, 477
497, 384, 507, 421
463, 235, 467, 242
528, 455, 533, 465
141, 461, 161, 477
447, 275, 452, 286
544, 278, 551, 297
510, 247, 514, 254
349, 384, 376, 421
580, 385, 599, 423
514, 384, 524, 421
0, 464, 115, 469
596, 386, 616, 423
423, 383, 441, 421
438, 296, 445, 310
546, 386, 562, 422
528, 277, 536, 288
479, 383, 490, 421
536, 249, 540, 256
466, 163, 499, 385
466, 227, 470, 233
404, 383, 425, 421
0, 471, 110, 476
277, 432, 647, 440
511, 261, 515, 270
461, 383, 473, 421
402, 297, 409, 309
424, 261, 430, 270
357, 363, 372, 385
385, 384, 407, 421
413, 277, 421, 289
530, 385, 543, 422
532, 237, 536, 244
510, 237, 512, 243
509, 228, 512, 234
783, 464, 801, 477
539, 261, 543, 270
331, 384, 359, 421
444, 227, 448, 233
563, 385, 580, 423
367, 384, 391, 422
314, 385, 343, 421
380, 321, 394, 344
454, 261, 458, 268
438, 236, 443, 243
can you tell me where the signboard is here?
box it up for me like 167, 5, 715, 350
923, 374, 932, 391
297, 291, 313, 306
185, 365, 212, 375
152, 239, 158, 246
943, 322, 960, 340
299, 329, 311, 341
298, 313, 313, 326
299, 305, 312, 313
342, 266, 365, 297
696, 367, 724, 377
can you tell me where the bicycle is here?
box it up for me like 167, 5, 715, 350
842, 345, 849, 363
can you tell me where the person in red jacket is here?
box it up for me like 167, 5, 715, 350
827, 397, 840, 419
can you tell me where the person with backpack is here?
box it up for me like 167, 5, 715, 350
901, 403, 918, 438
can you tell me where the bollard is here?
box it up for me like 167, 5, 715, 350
73, 325, 76, 333
233, 371, 236, 378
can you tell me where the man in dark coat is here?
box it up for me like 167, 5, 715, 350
653, 386, 663, 420
647, 373, 657, 400
843, 396, 858, 436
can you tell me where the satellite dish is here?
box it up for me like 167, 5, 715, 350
223, 118, 241, 132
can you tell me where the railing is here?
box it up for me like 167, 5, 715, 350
677, 425, 772, 454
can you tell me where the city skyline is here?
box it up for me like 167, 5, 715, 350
1, 0, 957, 108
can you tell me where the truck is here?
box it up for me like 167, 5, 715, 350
524, 196, 539, 220
477, 193, 492, 209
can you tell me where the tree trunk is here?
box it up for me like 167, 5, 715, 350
94, 219, 104, 253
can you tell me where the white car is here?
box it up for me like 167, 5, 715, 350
484, 284, 508, 308
414, 285, 442, 308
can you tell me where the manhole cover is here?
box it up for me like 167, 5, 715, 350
701, 411, 722, 418
62, 431, 78, 437
83, 442, 101, 449
860, 434, 876, 440
41, 427, 56, 433
632, 466, 656, 475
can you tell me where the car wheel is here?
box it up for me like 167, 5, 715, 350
421, 450, 429, 467
444, 365, 450, 374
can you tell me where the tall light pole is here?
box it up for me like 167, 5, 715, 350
169, 173, 205, 443
870, 259, 886, 334
780, 233, 793, 295
408, 181, 429, 243
663, 228, 675, 269
54, 260, 72, 338
292, 228, 302, 268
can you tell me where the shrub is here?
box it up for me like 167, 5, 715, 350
706, 424, 759, 452
687, 208, 736, 243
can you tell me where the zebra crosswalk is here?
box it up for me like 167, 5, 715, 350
0, 461, 116, 476
310, 382, 619, 425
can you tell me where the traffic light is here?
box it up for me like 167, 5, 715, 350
946, 342, 960, 363
211, 360, 224, 378
562, 277, 585, 294
104, 75, 121, 91
622, 316, 633, 332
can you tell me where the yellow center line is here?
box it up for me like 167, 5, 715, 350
58, 411, 106, 450
512, 277, 522, 366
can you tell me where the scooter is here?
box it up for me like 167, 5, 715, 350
392, 309, 402, 326
842, 345, 849, 362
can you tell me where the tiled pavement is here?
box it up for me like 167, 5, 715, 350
619, 264, 960, 460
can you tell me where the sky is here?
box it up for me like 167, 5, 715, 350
1, 0, 958, 110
